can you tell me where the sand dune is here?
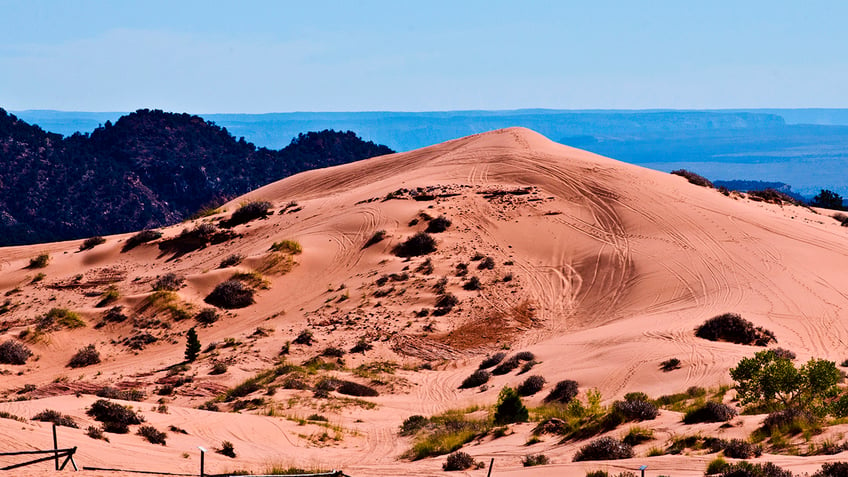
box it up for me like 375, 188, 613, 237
1, 127, 848, 476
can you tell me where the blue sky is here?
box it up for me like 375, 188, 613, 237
2, 0, 847, 113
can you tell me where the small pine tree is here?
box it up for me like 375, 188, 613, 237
185, 327, 201, 362
494, 386, 529, 425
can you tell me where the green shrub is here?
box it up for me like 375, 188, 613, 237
32, 410, 78, 428
400, 415, 429, 436
0, 340, 32, 364
28, 253, 50, 269
270, 240, 302, 254
706, 456, 729, 474
68, 344, 101, 368
715, 461, 790, 477
38, 308, 85, 330
622, 426, 653, 446
494, 386, 528, 425
573, 436, 633, 461
408, 409, 491, 460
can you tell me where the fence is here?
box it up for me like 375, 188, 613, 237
0, 424, 78, 471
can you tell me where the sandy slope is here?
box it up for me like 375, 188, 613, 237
1, 127, 848, 476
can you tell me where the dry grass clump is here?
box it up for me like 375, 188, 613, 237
573, 436, 634, 461
405, 407, 492, 460
32, 410, 78, 428
270, 239, 302, 254
0, 339, 32, 364
670, 169, 713, 188
218, 253, 244, 268
748, 188, 802, 206
225, 200, 272, 227
695, 312, 776, 346
522, 454, 549, 467
38, 307, 85, 330
393, 232, 437, 257
151, 273, 184, 291
205, 280, 255, 309
217, 440, 236, 458
68, 344, 101, 368
122, 230, 162, 252
195, 308, 219, 325
96, 387, 145, 401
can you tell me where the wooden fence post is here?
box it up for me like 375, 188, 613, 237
52, 424, 59, 471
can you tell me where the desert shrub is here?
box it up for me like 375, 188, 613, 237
227, 200, 272, 226
68, 344, 101, 368
293, 329, 313, 345
393, 232, 437, 257
683, 401, 737, 424
416, 258, 434, 274
462, 276, 481, 290
137, 425, 166, 445
100, 306, 128, 325
0, 340, 32, 364
217, 440, 236, 458
96, 387, 144, 401
123, 230, 163, 252
124, 332, 157, 350
28, 253, 50, 269
86, 426, 108, 441
195, 308, 219, 325
545, 380, 579, 404
443, 451, 475, 471
80, 236, 106, 251
612, 398, 659, 422
761, 407, 817, 434
350, 338, 373, 354
95, 286, 120, 308
87, 399, 142, 433
573, 436, 634, 461
815, 462, 848, 477
771, 347, 797, 360
479, 352, 507, 369
205, 280, 255, 309
363, 230, 387, 248
321, 346, 346, 358
514, 351, 535, 361
459, 370, 491, 389
336, 381, 379, 397
433, 293, 459, 315
706, 456, 729, 475
426, 216, 452, 233
494, 386, 528, 425
722, 438, 762, 459
492, 356, 520, 375
152, 273, 184, 291
695, 312, 776, 346
477, 256, 495, 270
32, 410, 78, 428
219, 253, 244, 268
517, 376, 546, 396
670, 169, 713, 188
270, 240, 302, 254
210, 361, 228, 375
748, 188, 802, 205
400, 415, 429, 436
714, 461, 791, 477
660, 358, 681, 371
522, 454, 549, 467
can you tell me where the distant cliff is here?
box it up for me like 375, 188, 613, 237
0, 108, 393, 246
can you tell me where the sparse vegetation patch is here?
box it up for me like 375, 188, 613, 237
0, 340, 32, 364
695, 312, 776, 346
205, 280, 255, 309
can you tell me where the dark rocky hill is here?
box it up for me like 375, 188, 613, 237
0, 108, 393, 246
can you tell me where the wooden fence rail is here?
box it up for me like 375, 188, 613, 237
0, 424, 77, 471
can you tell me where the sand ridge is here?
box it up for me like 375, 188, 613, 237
1, 127, 848, 475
